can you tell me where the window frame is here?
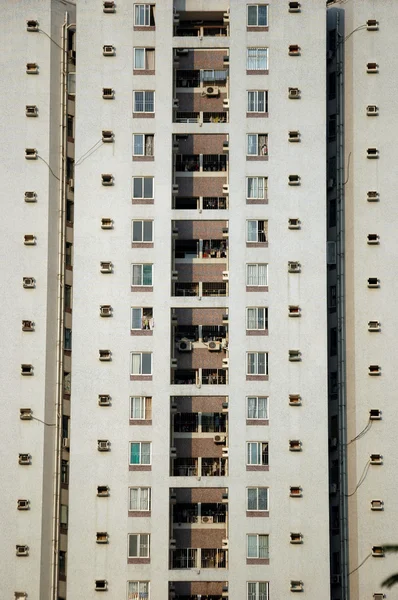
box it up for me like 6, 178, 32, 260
246, 220, 267, 243
247, 134, 268, 157
247, 534, 269, 559
246, 177, 267, 200
133, 47, 155, 70
131, 352, 153, 375
134, 3, 153, 26
128, 533, 150, 558
247, 441, 269, 466
132, 176, 154, 199
130, 396, 151, 419
246, 263, 268, 287
247, 487, 269, 511
247, 5, 269, 27
247, 48, 268, 71
133, 133, 154, 157
246, 396, 269, 419
247, 581, 269, 600
131, 264, 153, 287
129, 487, 152, 511
247, 90, 268, 113
128, 580, 150, 600
246, 308, 268, 331
247, 352, 268, 375
131, 307, 153, 330
133, 91, 155, 113
129, 442, 152, 465
132, 220, 154, 243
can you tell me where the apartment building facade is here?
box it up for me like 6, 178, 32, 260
66, 1, 330, 599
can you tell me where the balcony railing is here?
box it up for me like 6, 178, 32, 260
176, 70, 228, 88
174, 413, 227, 433
173, 282, 228, 297
175, 154, 227, 172
172, 369, 228, 385
175, 25, 228, 37
175, 112, 229, 124
172, 457, 228, 477
173, 197, 228, 210
202, 369, 227, 385
201, 458, 228, 477
173, 506, 227, 524
170, 548, 228, 569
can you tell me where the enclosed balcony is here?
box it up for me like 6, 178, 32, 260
174, 8, 229, 37
174, 412, 227, 433
171, 548, 227, 569
173, 282, 228, 297
169, 581, 228, 600
176, 154, 227, 173
173, 196, 228, 211
173, 503, 227, 524
172, 457, 228, 477
171, 368, 228, 385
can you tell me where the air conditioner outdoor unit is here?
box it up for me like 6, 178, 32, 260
103, 45, 116, 56
19, 454, 32, 465
17, 499, 30, 510
98, 440, 111, 451
16, 545, 29, 557
20, 408, 33, 420
62, 438, 70, 450
208, 341, 222, 352
214, 435, 226, 444
102, 130, 114, 143
97, 486, 110, 497
25, 191, 37, 202
27, 19, 39, 31
176, 48, 188, 56
26, 105, 38, 117
201, 516, 214, 524
98, 394, 111, 406
367, 105, 379, 116
103, 1, 116, 13
178, 339, 192, 352
205, 86, 220, 97
100, 304, 113, 316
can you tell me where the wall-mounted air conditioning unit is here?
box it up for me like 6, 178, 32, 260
20, 408, 33, 420
19, 454, 32, 465
25, 191, 37, 202
103, 45, 116, 56
98, 394, 111, 406
103, 1, 116, 13
205, 86, 220, 97
26, 105, 38, 117
102, 130, 114, 143
27, 20, 39, 31
17, 499, 30, 510
201, 516, 214, 524
178, 339, 192, 352
208, 341, 222, 352
99, 349, 112, 361
98, 440, 111, 452
97, 486, 110, 497
100, 305, 113, 317
214, 435, 226, 444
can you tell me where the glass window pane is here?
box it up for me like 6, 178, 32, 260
129, 534, 138, 556
247, 220, 257, 241
133, 178, 143, 198
142, 264, 152, 285
247, 488, 257, 510
258, 264, 267, 285
259, 535, 269, 558
258, 487, 268, 510
259, 582, 268, 600
247, 309, 256, 330
130, 442, 140, 464
144, 91, 154, 112
141, 443, 151, 464
247, 135, 257, 156
141, 353, 152, 374
247, 353, 255, 374
258, 91, 265, 112
140, 534, 149, 556
134, 134, 144, 155
133, 221, 143, 241
247, 5, 257, 25
248, 91, 255, 112
134, 91, 144, 112
258, 397, 267, 418
135, 48, 145, 69
130, 488, 139, 510
143, 177, 153, 198
258, 6, 268, 26
248, 582, 256, 600
132, 309, 142, 330
132, 265, 142, 286
143, 221, 153, 241
247, 534, 257, 557
258, 353, 266, 374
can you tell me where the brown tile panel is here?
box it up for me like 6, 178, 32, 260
246, 375, 268, 381
177, 92, 227, 113
246, 242, 268, 248
178, 50, 226, 70
178, 135, 227, 155
247, 558, 269, 565
131, 286, 153, 292
247, 70, 269, 75
130, 375, 153, 381
128, 510, 152, 517
134, 26, 156, 31
247, 27, 269, 32
246, 330, 268, 336
246, 465, 269, 472
133, 156, 155, 162
133, 69, 155, 76
174, 438, 224, 458
131, 330, 153, 336
130, 419, 152, 426
246, 286, 268, 292
176, 176, 227, 197
246, 198, 268, 204
175, 529, 225, 548
175, 488, 225, 503
247, 112, 269, 118
132, 243, 154, 249
172, 396, 227, 413
177, 263, 225, 283
177, 347, 224, 369
176, 308, 226, 326
133, 113, 155, 118
132, 198, 154, 204
129, 465, 151, 471
128, 557, 150, 564
246, 511, 269, 517
247, 156, 268, 161
246, 420, 269, 426
174, 582, 225, 595
176, 221, 227, 240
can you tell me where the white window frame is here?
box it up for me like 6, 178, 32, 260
247, 487, 269, 511
247, 48, 268, 71
247, 91, 268, 113
247, 534, 269, 559
246, 177, 267, 199
131, 352, 153, 375
134, 3, 153, 26
246, 308, 267, 330
246, 396, 269, 419
247, 442, 269, 466
131, 264, 153, 286
129, 487, 152, 511
132, 220, 153, 242
133, 133, 154, 157
246, 263, 268, 287
247, 220, 267, 243
133, 91, 155, 113
131, 307, 153, 330
128, 533, 150, 558
129, 441, 152, 465
130, 396, 151, 419
132, 176, 154, 199
247, 581, 269, 600
134, 47, 155, 70
247, 134, 268, 156
247, 5, 268, 27
247, 352, 268, 375
128, 580, 150, 600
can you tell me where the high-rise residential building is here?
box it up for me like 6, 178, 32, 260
2, 1, 396, 600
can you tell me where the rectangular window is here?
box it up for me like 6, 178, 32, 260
131, 352, 152, 375
130, 396, 151, 419
129, 487, 151, 511
67, 115, 74, 138
132, 220, 153, 242
247, 396, 268, 419
132, 264, 153, 286
247, 442, 269, 466
133, 177, 154, 199
247, 177, 267, 199
247, 48, 268, 71
129, 442, 152, 465
246, 308, 267, 330
134, 48, 155, 70
247, 134, 268, 156
133, 134, 154, 156
60, 504, 68, 527
131, 307, 154, 330
247, 352, 268, 375
247, 487, 269, 511
247, 91, 268, 113
247, 220, 267, 243
134, 3, 155, 26
247, 534, 269, 558
247, 5, 268, 27
133, 91, 155, 113
246, 264, 268, 286
247, 581, 269, 600
128, 533, 150, 558
61, 460, 69, 484
64, 328, 72, 350
128, 581, 150, 600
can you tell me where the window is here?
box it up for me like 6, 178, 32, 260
67, 115, 74, 138
247, 534, 269, 558
61, 460, 69, 484
129, 487, 151, 511
247, 442, 269, 466
132, 220, 153, 243
133, 134, 154, 156
131, 352, 152, 375
59, 550, 66, 575
246, 263, 268, 286
131, 308, 154, 330
134, 3, 155, 26
134, 48, 155, 70
247, 308, 268, 331
247, 134, 268, 156
128, 581, 150, 600
247, 352, 268, 375
133, 91, 155, 113
130, 396, 152, 419
130, 442, 151, 465
247, 5, 268, 27
128, 533, 150, 558
247, 397, 268, 419
247, 487, 269, 511
247, 221, 267, 243
133, 177, 154, 199
247, 48, 268, 71
132, 264, 153, 286
64, 328, 72, 350
247, 177, 267, 200
247, 91, 268, 113
247, 582, 269, 600
64, 285, 72, 309
60, 504, 68, 528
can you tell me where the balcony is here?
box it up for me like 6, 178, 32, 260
175, 111, 228, 124
174, 412, 227, 433
176, 154, 227, 172
172, 457, 228, 477
173, 197, 228, 210
171, 548, 227, 569
172, 368, 228, 385
175, 239, 228, 261
173, 503, 227, 524
173, 282, 228, 297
